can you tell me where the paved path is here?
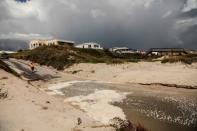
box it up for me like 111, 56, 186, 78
2, 58, 61, 81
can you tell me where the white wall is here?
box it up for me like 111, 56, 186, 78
29, 40, 73, 50
75, 43, 103, 50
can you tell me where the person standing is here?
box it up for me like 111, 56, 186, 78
30, 62, 35, 73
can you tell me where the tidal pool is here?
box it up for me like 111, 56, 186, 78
48, 81, 197, 131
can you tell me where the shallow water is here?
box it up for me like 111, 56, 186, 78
49, 81, 197, 131
116, 95, 197, 131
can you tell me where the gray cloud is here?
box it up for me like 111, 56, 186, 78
0, 0, 197, 50
180, 8, 197, 19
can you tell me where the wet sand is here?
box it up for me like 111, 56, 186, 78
1, 60, 197, 131
0, 70, 113, 131
51, 81, 197, 131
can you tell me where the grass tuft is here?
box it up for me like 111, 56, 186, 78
161, 56, 193, 64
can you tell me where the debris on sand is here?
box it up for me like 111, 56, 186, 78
42, 106, 48, 110
109, 117, 147, 131
46, 101, 50, 104
0, 77, 8, 80
77, 117, 82, 125
0, 87, 8, 99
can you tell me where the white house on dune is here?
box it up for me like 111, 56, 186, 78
75, 42, 103, 50
109, 47, 136, 54
29, 39, 75, 50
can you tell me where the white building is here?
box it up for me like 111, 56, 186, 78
29, 39, 75, 50
109, 47, 136, 54
0, 51, 16, 54
75, 42, 103, 50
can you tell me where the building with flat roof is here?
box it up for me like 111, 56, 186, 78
29, 39, 75, 50
109, 47, 136, 54
75, 42, 103, 50
146, 48, 189, 56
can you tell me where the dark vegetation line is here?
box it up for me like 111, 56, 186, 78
139, 83, 197, 89
161, 55, 197, 65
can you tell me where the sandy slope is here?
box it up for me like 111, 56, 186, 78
65, 62, 197, 87
1, 60, 197, 131
0, 69, 113, 131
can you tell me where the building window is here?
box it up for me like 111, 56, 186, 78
94, 45, 99, 48
88, 45, 91, 48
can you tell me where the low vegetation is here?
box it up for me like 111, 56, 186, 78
161, 55, 197, 64
8, 45, 197, 70
109, 117, 147, 131
10, 45, 141, 70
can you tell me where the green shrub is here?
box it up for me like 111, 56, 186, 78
129, 59, 139, 63
107, 59, 125, 65
161, 56, 193, 64
10, 46, 126, 70
10, 46, 144, 70
161, 58, 169, 63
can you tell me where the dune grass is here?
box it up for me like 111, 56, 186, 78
161, 55, 196, 64
10, 45, 196, 70
10, 45, 139, 70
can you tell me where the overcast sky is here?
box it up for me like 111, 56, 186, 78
0, 0, 197, 49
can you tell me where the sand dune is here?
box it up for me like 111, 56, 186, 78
0, 69, 113, 131
65, 62, 197, 87
1, 60, 197, 131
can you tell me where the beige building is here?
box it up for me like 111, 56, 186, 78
29, 39, 75, 50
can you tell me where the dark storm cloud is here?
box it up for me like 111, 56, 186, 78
15, 0, 30, 3
0, 0, 197, 50
0, 1, 11, 21
178, 24, 197, 49
180, 9, 197, 18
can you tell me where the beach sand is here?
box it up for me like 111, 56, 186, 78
1, 61, 197, 131
65, 62, 197, 87
0, 69, 113, 131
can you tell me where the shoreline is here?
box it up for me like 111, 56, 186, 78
138, 83, 197, 89
0, 69, 114, 131
65, 62, 197, 88
1, 60, 197, 131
